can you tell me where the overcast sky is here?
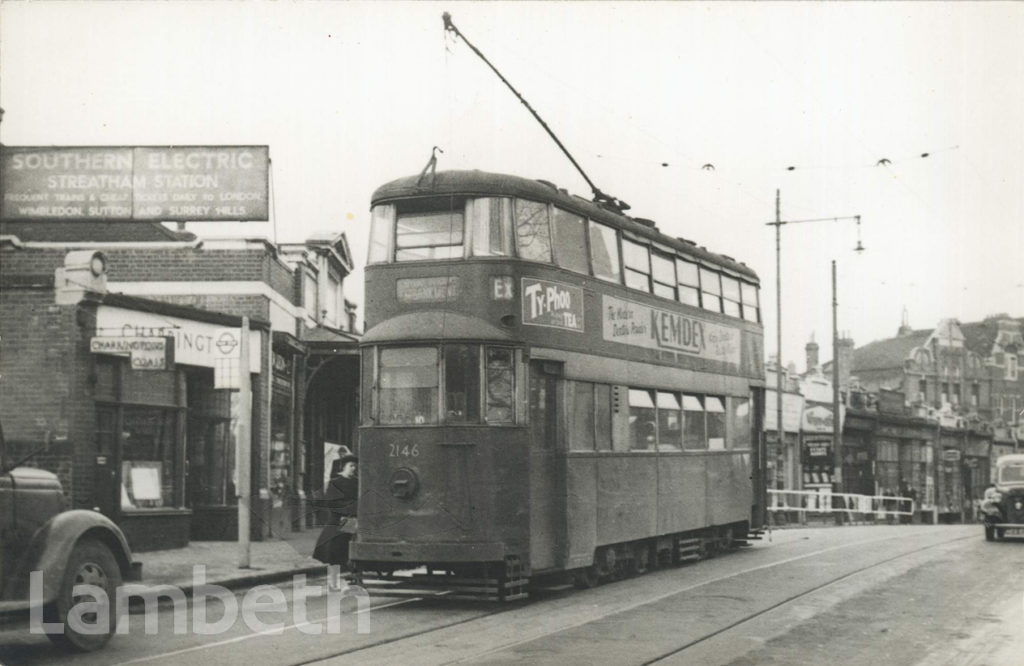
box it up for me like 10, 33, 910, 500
2, 1, 1022, 368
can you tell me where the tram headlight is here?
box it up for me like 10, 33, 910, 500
390, 467, 420, 500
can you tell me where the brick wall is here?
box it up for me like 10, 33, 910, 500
1, 249, 100, 505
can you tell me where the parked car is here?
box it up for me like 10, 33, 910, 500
1, 426, 139, 651
980, 453, 1024, 541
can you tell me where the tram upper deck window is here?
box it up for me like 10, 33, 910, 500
551, 207, 589, 274
676, 258, 700, 307
395, 209, 464, 261
379, 347, 438, 425
652, 253, 676, 300
515, 199, 552, 263
368, 204, 395, 264
700, 268, 722, 313
588, 221, 621, 283
741, 282, 760, 322
721, 276, 742, 318
622, 239, 651, 292
469, 197, 514, 257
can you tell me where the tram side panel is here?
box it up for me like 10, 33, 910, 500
657, 455, 709, 535
564, 456, 598, 570
706, 451, 753, 528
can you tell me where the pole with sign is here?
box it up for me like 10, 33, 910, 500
237, 317, 252, 568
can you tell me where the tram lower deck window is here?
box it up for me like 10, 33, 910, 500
373, 345, 518, 425
379, 347, 439, 425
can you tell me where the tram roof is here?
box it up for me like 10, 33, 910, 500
372, 170, 759, 282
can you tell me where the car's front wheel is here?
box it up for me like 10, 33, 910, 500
43, 538, 122, 652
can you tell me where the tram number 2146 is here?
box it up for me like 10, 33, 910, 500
389, 443, 420, 458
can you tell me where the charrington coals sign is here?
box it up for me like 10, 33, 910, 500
1, 146, 269, 222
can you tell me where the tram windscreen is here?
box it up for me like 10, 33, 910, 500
379, 347, 438, 425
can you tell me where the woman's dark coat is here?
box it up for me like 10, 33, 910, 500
312, 474, 358, 565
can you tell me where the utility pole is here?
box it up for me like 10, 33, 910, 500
832, 260, 843, 523
774, 190, 783, 493
237, 316, 252, 568
765, 201, 863, 508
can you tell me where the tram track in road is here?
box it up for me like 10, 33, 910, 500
643, 531, 977, 665
305, 527, 976, 665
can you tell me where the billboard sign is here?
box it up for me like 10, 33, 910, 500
1, 146, 269, 222
602, 294, 740, 365
522, 278, 584, 331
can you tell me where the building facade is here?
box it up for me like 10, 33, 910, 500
0, 222, 360, 550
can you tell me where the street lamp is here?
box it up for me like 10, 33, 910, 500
766, 191, 863, 505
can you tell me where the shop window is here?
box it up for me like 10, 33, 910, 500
700, 268, 722, 313
379, 347, 438, 425
656, 391, 681, 450
444, 345, 480, 423
121, 407, 179, 510
588, 221, 621, 283
485, 347, 515, 424
682, 394, 706, 449
469, 197, 514, 257
515, 199, 552, 263
622, 239, 651, 292
395, 210, 464, 261
628, 389, 656, 450
676, 258, 700, 307
551, 207, 589, 274
728, 396, 751, 450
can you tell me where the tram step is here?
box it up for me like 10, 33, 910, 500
408, 574, 529, 590
355, 581, 527, 602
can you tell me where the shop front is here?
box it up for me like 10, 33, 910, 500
801, 403, 839, 490
90, 299, 263, 548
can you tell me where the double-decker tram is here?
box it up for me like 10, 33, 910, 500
351, 170, 766, 600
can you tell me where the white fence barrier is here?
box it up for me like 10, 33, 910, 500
768, 489, 914, 518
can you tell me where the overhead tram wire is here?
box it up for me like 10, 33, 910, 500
441, 12, 629, 213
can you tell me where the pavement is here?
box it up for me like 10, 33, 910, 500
129, 529, 328, 595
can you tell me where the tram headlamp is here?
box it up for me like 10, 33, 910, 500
390, 467, 420, 500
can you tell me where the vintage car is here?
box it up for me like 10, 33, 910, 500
980, 453, 1024, 541
1, 427, 139, 651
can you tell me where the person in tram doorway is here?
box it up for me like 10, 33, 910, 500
313, 454, 358, 590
